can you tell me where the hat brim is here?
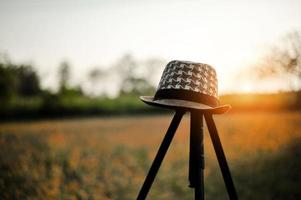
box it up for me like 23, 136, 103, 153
140, 96, 231, 114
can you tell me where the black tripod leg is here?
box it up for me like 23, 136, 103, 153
136, 110, 185, 200
189, 111, 205, 200
204, 114, 238, 200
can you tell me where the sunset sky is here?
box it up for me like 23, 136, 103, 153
0, 0, 300, 95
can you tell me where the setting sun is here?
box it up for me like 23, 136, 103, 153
240, 83, 253, 93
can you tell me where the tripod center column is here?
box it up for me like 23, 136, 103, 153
189, 111, 205, 200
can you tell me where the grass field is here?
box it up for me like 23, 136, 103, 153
1, 112, 301, 199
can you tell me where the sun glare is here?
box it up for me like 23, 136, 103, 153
240, 83, 253, 93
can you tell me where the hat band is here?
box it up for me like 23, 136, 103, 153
154, 89, 219, 107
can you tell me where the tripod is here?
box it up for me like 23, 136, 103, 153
136, 109, 238, 200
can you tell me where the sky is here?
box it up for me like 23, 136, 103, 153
0, 0, 300, 95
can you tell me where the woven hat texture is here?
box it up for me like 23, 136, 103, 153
140, 60, 230, 113
157, 60, 218, 98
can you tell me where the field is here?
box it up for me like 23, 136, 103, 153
1, 112, 301, 200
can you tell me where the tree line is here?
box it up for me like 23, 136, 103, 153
0, 54, 164, 99
0, 54, 166, 119
0, 30, 300, 119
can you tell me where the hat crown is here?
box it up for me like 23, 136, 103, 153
157, 60, 218, 98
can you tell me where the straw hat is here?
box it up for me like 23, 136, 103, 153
140, 60, 231, 114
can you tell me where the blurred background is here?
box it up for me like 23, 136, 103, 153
0, 0, 301, 199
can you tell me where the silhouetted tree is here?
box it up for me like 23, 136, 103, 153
114, 54, 137, 82
114, 54, 155, 96
89, 68, 104, 84
88, 67, 107, 96
16, 65, 40, 97
58, 61, 71, 93
0, 60, 40, 99
119, 77, 155, 96
0, 63, 16, 99
256, 30, 301, 90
